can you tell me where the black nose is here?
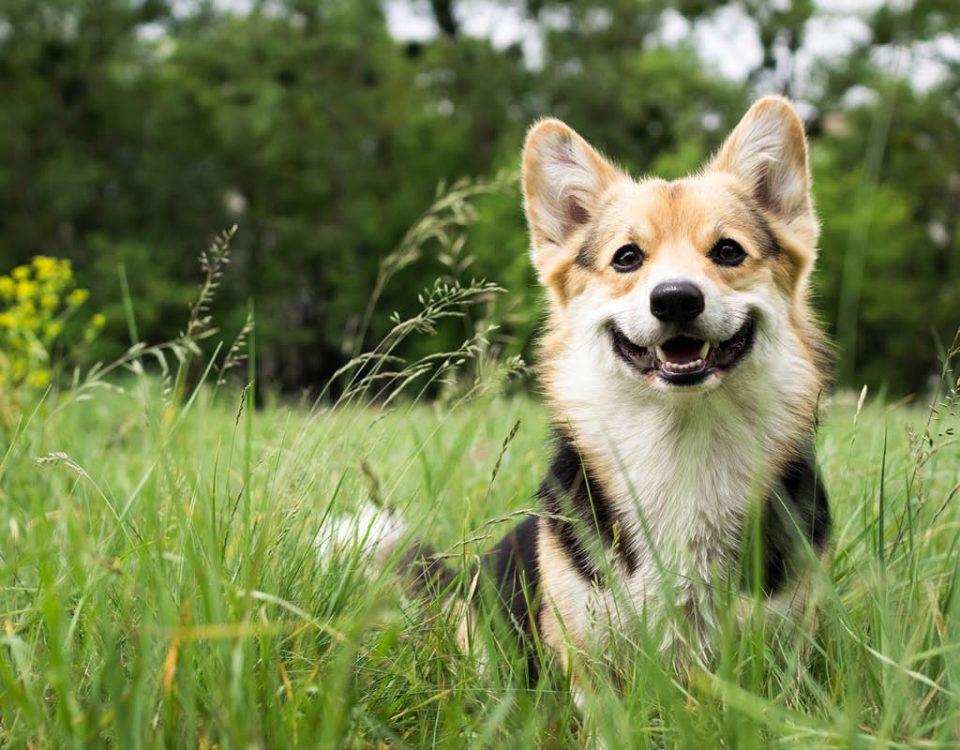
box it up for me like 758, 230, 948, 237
650, 281, 705, 323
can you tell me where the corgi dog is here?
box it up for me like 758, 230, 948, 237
323, 96, 831, 679
512, 94, 831, 670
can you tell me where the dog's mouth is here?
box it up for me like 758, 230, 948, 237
611, 317, 756, 386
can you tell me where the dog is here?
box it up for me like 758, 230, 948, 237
322, 96, 831, 683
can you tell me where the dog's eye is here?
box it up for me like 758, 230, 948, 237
611, 243, 644, 273
710, 239, 747, 267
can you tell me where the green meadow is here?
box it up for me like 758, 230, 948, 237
2, 354, 960, 747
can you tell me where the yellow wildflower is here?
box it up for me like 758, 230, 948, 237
32, 256, 58, 281
15, 280, 37, 301
1, 254, 101, 399
66, 288, 90, 306
18, 302, 38, 330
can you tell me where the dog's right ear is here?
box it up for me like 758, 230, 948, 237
522, 119, 621, 279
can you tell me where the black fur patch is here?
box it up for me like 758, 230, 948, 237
489, 515, 541, 633
746, 449, 831, 595
751, 207, 783, 258
574, 226, 601, 269
573, 197, 620, 269
538, 431, 638, 584
728, 184, 783, 257
484, 515, 542, 679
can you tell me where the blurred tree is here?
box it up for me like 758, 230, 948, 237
809, 1, 960, 391
0, 0, 195, 350
0, 0, 957, 394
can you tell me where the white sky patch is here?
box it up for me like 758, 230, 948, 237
390, 0, 767, 81
813, 0, 886, 12
384, 0, 438, 42
658, 9, 691, 47
137, 21, 166, 42
842, 84, 880, 108
872, 32, 960, 91
803, 14, 871, 61
157, 0, 955, 94
457, 0, 544, 67
783, 13, 873, 96
691, 4, 764, 80
180, 0, 254, 13
385, 0, 544, 66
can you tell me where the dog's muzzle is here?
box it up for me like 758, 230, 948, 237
611, 317, 756, 386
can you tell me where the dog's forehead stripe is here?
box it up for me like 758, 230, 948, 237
723, 183, 783, 257
573, 196, 622, 269
574, 224, 603, 269
750, 206, 782, 257
573, 177, 783, 269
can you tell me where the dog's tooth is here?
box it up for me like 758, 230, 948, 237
700, 341, 710, 358
655, 345, 666, 362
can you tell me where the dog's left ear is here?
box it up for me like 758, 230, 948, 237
710, 97, 817, 240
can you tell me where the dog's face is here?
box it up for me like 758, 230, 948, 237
523, 97, 823, 397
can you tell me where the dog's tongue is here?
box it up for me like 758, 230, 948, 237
660, 335, 705, 364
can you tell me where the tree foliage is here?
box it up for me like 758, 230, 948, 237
0, 0, 957, 393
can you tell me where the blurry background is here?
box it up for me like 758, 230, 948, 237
1, 0, 958, 396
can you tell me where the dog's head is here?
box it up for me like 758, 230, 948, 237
523, 97, 825, 401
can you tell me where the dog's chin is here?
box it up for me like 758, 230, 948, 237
610, 317, 756, 391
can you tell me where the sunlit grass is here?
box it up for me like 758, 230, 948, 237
2, 372, 960, 747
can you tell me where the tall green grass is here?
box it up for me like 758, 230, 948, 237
2, 343, 960, 747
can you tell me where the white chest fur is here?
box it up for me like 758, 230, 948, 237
548, 326, 817, 622
577, 395, 767, 590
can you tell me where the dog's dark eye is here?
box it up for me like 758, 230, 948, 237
710, 239, 747, 267
611, 243, 644, 273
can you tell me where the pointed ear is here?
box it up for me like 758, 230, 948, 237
522, 119, 621, 263
710, 97, 816, 234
